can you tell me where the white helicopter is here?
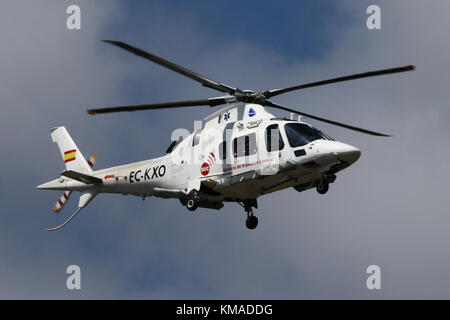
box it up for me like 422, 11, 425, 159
37, 41, 414, 231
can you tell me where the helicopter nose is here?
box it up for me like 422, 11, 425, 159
335, 142, 361, 164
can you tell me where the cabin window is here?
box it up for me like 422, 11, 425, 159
265, 124, 284, 152
219, 141, 227, 160
233, 133, 257, 158
192, 129, 202, 146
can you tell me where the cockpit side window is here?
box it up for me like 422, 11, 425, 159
312, 127, 334, 141
265, 124, 284, 152
284, 123, 324, 147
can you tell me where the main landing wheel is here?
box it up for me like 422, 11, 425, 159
186, 190, 199, 211
246, 215, 258, 230
316, 180, 329, 194
238, 200, 259, 230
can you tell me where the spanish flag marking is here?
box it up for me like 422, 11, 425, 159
64, 149, 76, 163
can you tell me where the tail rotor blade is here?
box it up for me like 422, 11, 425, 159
86, 153, 97, 168
52, 154, 97, 213
53, 191, 71, 213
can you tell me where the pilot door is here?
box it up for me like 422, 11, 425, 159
258, 123, 289, 175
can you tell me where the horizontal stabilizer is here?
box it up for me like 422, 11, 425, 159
60, 170, 102, 184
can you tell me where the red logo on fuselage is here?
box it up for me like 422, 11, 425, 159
201, 162, 210, 176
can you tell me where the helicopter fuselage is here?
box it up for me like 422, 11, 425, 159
39, 104, 360, 211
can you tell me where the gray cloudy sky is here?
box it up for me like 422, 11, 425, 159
1, 0, 450, 299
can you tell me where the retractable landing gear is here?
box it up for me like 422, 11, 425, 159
238, 200, 258, 230
246, 211, 258, 230
186, 190, 199, 211
316, 179, 329, 195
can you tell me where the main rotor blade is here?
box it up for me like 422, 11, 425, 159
264, 101, 391, 137
266, 65, 415, 98
103, 40, 237, 95
87, 97, 229, 115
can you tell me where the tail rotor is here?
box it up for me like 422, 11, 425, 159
52, 153, 97, 213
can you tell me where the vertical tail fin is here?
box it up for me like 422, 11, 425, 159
51, 126, 92, 174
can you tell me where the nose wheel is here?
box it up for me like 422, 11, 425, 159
316, 179, 329, 194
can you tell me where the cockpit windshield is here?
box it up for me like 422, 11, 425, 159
284, 123, 331, 147
312, 126, 334, 141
